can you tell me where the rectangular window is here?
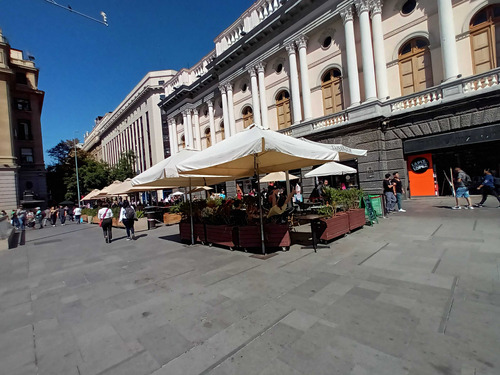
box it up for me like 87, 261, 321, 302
17, 120, 32, 140
158, 80, 165, 85
16, 72, 28, 85
15, 98, 31, 111
160, 94, 165, 100
20, 148, 34, 163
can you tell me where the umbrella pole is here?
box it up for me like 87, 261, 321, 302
189, 179, 195, 245
255, 155, 266, 255
285, 171, 291, 208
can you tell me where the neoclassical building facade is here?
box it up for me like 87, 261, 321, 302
160, 0, 500, 197
83, 70, 176, 175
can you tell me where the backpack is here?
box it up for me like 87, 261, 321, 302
125, 207, 135, 219
462, 173, 472, 187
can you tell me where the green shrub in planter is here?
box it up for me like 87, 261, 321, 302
136, 210, 144, 219
81, 208, 97, 217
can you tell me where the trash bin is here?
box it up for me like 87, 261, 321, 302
144, 206, 162, 230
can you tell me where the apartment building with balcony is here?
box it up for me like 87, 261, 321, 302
0, 29, 47, 210
159, 0, 500, 197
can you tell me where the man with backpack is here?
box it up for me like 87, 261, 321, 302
452, 167, 474, 210
119, 200, 136, 240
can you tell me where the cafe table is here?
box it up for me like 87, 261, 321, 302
297, 214, 329, 252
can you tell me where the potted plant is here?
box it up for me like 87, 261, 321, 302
204, 199, 236, 249
343, 189, 365, 231
317, 187, 349, 241
179, 201, 207, 244
163, 205, 182, 225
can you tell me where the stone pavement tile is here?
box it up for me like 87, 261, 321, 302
361, 249, 402, 268
98, 350, 160, 375
75, 324, 140, 375
138, 323, 193, 366
346, 286, 381, 300
376, 292, 417, 310
0, 325, 36, 375
257, 358, 305, 375
0, 286, 31, 310
107, 287, 157, 310
210, 322, 303, 375
322, 294, 418, 358
288, 272, 340, 299
277, 292, 330, 319
0, 301, 33, 335
281, 310, 320, 332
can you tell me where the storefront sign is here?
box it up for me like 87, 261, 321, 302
410, 157, 430, 174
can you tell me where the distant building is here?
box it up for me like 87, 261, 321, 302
0, 29, 47, 210
83, 70, 177, 174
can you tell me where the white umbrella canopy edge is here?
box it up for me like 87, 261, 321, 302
300, 138, 367, 161
177, 125, 339, 177
304, 162, 357, 178
81, 189, 101, 201
260, 171, 300, 183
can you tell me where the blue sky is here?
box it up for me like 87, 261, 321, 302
0, 0, 252, 164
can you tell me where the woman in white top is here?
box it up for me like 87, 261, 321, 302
73, 206, 82, 224
97, 202, 113, 243
119, 200, 136, 240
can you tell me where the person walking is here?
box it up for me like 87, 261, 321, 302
383, 174, 397, 214
43, 207, 50, 227
50, 206, 58, 226
452, 167, 474, 209
475, 168, 500, 207
35, 207, 43, 229
73, 206, 82, 224
392, 172, 406, 212
17, 205, 26, 231
58, 205, 66, 226
119, 200, 136, 240
98, 203, 113, 243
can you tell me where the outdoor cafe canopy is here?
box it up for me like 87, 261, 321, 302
81, 189, 101, 201
260, 171, 300, 183
304, 162, 357, 177
300, 138, 367, 161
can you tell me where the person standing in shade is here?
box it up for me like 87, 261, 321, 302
58, 205, 66, 226
452, 167, 474, 209
50, 206, 58, 226
43, 207, 51, 227
119, 200, 136, 240
98, 202, 113, 243
73, 206, 82, 224
383, 174, 397, 214
475, 168, 500, 207
392, 172, 406, 212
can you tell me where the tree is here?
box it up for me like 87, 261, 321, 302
110, 151, 136, 181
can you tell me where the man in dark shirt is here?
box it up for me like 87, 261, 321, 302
392, 172, 406, 212
383, 173, 397, 214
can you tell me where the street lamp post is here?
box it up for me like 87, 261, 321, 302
74, 138, 81, 208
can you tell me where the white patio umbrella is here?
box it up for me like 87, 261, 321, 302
304, 162, 357, 177
260, 171, 300, 183
177, 125, 338, 254
300, 139, 367, 161
81, 189, 101, 201
187, 186, 213, 194
95, 180, 123, 198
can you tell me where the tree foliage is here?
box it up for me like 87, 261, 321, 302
46, 139, 137, 204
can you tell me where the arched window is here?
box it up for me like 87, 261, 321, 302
398, 38, 433, 95
242, 106, 253, 128
181, 135, 186, 149
321, 68, 343, 115
275, 90, 291, 130
470, 5, 500, 74
205, 127, 211, 148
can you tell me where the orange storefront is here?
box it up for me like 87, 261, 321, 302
407, 153, 438, 197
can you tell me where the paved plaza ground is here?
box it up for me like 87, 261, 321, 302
1, 197, 499, 375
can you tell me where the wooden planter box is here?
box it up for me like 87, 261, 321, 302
112, 218, 125, 228
81, 214, 88, 222
135, 217, 148, 231
264, 224, 291, 249
318, 213, 349, 241
206, 224, 235, 249
347, 208, 366, 231
164, 213, 181, 225
92, 216, 100, 224
179, 222, 206, 243
237, 225, 262, 249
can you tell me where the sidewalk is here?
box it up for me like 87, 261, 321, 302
0, 197, 499, 375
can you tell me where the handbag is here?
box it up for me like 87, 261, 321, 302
99, 209, 109, 227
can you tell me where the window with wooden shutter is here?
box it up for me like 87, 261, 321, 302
205, 127, 211, 148
321, 69, 343, 115
470, 5, 500, 74
242, 106, 253, 128
398, 38, 433, 95
276, 91, 291, 130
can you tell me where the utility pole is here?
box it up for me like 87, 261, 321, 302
74, 138, 81, 208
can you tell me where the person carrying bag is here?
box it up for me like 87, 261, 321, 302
97, 202, 113, 243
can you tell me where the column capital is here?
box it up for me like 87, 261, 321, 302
224, 82, 233, 92
295, 35, 308, 49
255, 62, 266, 73
285, 42, 296, 55
206, 98, 214, 108
218, 84, 227, 94
339, 5, 354, 24
354, 0, 370, 14
247, 67, 257, 78
369, 0, 383, 17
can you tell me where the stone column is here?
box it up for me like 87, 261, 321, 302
219, 85, 231, 138
256, 62, 269, 129
225, 83, 237, 136
168, 120, 175, 155
437, 0, 459, 80
340, 5, 361, 106
296, 36, 313, 120
355, 0, 377, 101
170, 119, 179, 154
186, 109, 194, 148
370, 0, 389, 100
207, 99, 217, 146
193, 109, 202, 150
248, 67, 262, 127
182, 111, 189, 148
285, 42, 303, 124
